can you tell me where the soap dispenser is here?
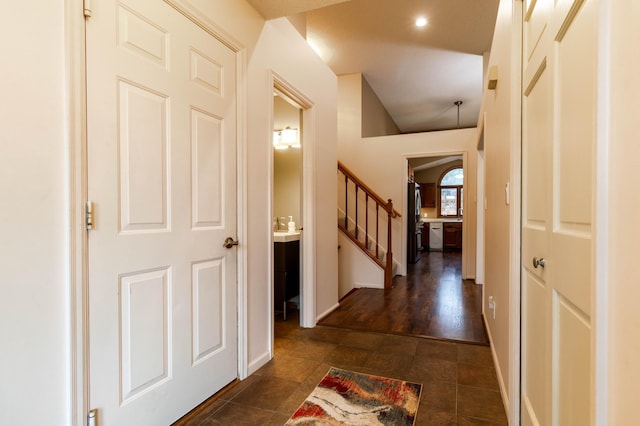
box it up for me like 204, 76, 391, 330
287, 216, 296, 232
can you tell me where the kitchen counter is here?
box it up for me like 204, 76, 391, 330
420, 218, 463, 223
425, 220, 463, 250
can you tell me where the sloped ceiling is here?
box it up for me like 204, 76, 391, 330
248, 0, 499, 133
246, 0, 350, 20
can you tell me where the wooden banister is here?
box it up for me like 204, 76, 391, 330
338, 162, 401, 218
337, 161, 401, 289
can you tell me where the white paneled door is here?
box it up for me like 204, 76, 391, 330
86, 0, 238, 424
521, 0, 595, 424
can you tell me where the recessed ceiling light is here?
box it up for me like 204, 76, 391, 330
415, 17, 428, 27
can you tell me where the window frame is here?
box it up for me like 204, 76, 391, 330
438, 166, 464, 218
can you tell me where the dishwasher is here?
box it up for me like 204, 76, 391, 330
429, 222, 443, 251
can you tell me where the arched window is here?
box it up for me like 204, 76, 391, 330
439, 167, 463, 217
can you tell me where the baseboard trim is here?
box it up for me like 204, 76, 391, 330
484, 314, 511, 420
316, 303, 340, 322
339, 288, 358, 302
172, 379, 240, 425
247, 350, 271, 376
355, 281, 384, 289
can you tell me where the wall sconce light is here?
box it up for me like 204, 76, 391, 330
273, 127, 300, 150
488, 65, 498, 90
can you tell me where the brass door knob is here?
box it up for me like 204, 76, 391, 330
223, 237, 239, 248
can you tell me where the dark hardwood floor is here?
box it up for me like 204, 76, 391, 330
319, 250, 489, 345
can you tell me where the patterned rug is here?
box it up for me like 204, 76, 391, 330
285, 367, 422, 425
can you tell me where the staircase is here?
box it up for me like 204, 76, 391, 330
337, 161, 401, 289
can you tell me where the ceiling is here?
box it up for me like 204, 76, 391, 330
409, 155, 462, 172
247, 0, 499, 133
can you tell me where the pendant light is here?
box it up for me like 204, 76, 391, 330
454, 100, 463, 128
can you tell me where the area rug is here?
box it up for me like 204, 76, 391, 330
285, 367, 422, 425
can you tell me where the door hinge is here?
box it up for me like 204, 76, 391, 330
85, 201, 94, 230
87, 409, 97, 426
83, 0, 92, 18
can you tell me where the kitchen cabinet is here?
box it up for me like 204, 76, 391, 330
274, 240, 299, 319
419, 182, 436, 208
443, 222, 462, 250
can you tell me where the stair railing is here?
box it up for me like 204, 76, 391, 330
338, 161, 401, 288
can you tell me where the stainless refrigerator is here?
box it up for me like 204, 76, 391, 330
407, 182, 422, 264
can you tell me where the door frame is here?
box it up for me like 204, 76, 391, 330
476, 116, 486, 286
268, 71, 317, 340
67, 0, 250, 423
66, 0, 88, 422
402, 151, 469, 278
508, 4, 523, 423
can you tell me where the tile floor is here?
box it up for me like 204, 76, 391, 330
177, 311, 508, 425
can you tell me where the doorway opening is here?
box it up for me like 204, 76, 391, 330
272, 90, 303, 324
407, 155, 464, 268
319, 151, 486, 343
269, 74, 316, 363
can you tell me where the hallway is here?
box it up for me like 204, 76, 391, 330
320, 251, 489, 345
174, 251, 504, 425
175, 310, 506, 425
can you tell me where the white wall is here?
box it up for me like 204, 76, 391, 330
0, 3, 69, 425
274, 148, 302, 227
338, 73, 477, 278
338, 233, 384, 298
361, 76, 400, 137
607, 0, 640, 422
273, 96, 302, 225
475, 0, 521, 419
245, 18, 338, 368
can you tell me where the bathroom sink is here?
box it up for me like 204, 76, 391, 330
274, 231, 300, 242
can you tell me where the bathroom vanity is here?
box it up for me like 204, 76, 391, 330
274, 232, 300, 320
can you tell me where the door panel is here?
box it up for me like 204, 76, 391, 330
522, 271, 549, 425
119, 81, 169, 232
87, 1, 237, 424
521, 0, 595, 424
521, 59, 552, 423
524, 0, 552, 62
120, 268, 170, 401
191, 110, 223, 228
192, 259, 225, 363
555, 293, 591, 425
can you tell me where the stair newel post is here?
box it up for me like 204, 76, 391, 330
385, 199, 393, 289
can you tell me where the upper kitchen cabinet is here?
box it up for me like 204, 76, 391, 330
419, 182, 436, 208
